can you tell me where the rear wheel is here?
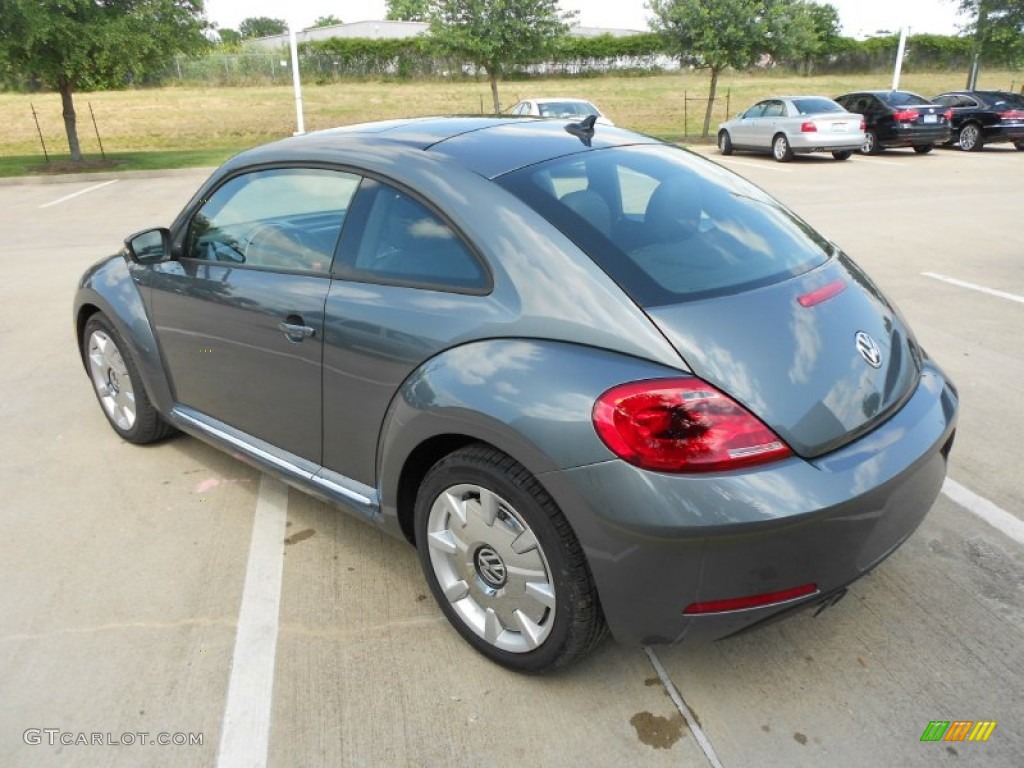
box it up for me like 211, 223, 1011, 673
772, 133, 793, 162
718, 130, 734, 156
958, 123, 983, 152
861, 131, 881, 155
415, 444, 606, 672
832, 151, 853, 161
913, 144, 934, 154
82, 313, 174, 444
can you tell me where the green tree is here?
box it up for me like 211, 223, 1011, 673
312, 15, 343, 28
0, 0, 208, 161
649, 0, 768, 137
958, 0, 1024, 71
387, 0, 430, 21
428, 0, 573, 113
238, 16, 288, 39
217, 27, 241, 46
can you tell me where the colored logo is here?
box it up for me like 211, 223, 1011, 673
920, 721, 997, 742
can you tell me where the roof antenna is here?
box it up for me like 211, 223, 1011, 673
565, 114, 597, 146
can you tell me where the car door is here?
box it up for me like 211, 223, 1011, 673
319, 179, 492, 487
753, 100, 786, 149
149, 167, 360, 463
731, 101, 768, 146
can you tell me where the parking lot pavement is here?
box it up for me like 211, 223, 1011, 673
1, 148, 1022, 767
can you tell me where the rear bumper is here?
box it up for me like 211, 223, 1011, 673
541, 362, 958, 646
789, 132, 865, 153
880, 124, 952, 148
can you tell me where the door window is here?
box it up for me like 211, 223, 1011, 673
186, 168, 359, 273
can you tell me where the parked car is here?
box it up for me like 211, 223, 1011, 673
75, 116, 958, 672
508, 97, 614, 125
717, 96, 865, 162
835, 90, 952, 154
931, 90, 1024, 151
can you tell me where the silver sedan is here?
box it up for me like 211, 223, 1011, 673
718, 96, 866, 162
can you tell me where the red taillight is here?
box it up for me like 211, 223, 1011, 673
999, 109, 1024, 119
860, 117, 866, 131
892, 109, 917, 122
800, 121, 817, 133
943, 109, 953, 120
592, 378, 793, 473
797, 279, 847, 307
683, 583, 819, 615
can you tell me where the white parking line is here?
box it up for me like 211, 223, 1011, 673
712, 157, 793, 173
644, 647, 725, 768
217, 474, 289, 768
851, 157, 903, 167
922, 272, 1024, 305
943, 478, 1024, 546
38, 179, 119, 209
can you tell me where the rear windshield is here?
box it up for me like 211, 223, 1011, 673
537, 101, 598, 118
792, 97, 844, 115
881, 91, 931, 107
497, 144, 831, 306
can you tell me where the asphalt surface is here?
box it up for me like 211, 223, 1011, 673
1, 143, 1022, 768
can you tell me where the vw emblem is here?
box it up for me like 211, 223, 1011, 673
474, 546, 508, 588
855, 331, 882, 369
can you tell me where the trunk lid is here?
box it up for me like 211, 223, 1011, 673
645, 255, 922, 458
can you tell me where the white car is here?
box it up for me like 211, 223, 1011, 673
718, 96, 866, 162
509, 97, 614, 126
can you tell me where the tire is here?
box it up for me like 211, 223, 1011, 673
414, 444, 606, 672
832, 151, 853, 161
82, 313, 174, 444
772, 133, 793, 162
861, 130, 881, 155
1016, 141, 1024, 151
913, 144, 934, 154
717, 130, 734, 156
958, 123, 983, 152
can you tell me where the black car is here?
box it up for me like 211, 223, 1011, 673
835, 90, 952, 154
931, 90, 1024, 151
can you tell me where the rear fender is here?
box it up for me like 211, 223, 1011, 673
375, 338, 689, 535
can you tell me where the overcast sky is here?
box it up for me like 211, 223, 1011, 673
203, 0, 968, 38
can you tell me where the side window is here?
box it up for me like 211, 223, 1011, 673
339, 181, 487, 292
745, 102, 768, 118
186, 168, 359, 273
762, 101, 785, 118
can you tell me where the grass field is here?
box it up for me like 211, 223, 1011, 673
2, 69, 1021, 176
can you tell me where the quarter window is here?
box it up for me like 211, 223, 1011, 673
337, 180, 487, 292
186, 168, 359, 273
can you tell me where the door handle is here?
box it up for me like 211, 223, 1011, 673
279, 319, 315, 342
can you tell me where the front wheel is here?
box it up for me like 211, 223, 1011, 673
718, 130, 734, 156
913, 144, 934, 154
958, 123, 983, 152
772, 133, 794, 162
82, 313, 174, 444
415, 445, 606, 672
832, 151, 853, 161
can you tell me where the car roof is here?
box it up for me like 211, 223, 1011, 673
224, 116, 659, 179
525, 97, 596, 104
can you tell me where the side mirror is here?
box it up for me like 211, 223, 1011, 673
125, 228, 172, 264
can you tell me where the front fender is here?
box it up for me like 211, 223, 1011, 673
375, 338, 689, 533
74, 254, 173, 415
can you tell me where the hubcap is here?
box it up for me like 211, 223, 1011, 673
87, 330, 136, 431
961, 126, 978, 149
426, 484, 556, 653
862, 134, 874, 153
774, 138, 786, 159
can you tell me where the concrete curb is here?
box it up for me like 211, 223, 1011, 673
0, 166, 217, 187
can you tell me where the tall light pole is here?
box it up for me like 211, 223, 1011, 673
892, 26, 909, 90
288, 20, 306, 135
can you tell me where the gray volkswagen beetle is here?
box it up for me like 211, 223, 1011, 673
75, 117, 958, 672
